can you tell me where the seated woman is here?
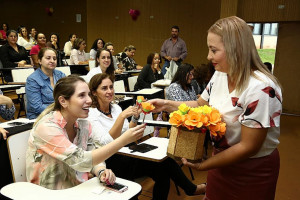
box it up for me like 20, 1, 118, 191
29, 28, 37, 45
0, 23, 9, 40
0, 30, 31, 82
26, 75, 146, 189
134, 52, 164, 91
46, 33, 60, 50
26, 48, 66, 119
17, 27, 34, 50
30, 33, 47, 67
70, 38, 89, 65
0, 89, 16, 140
63, 33, 77, 57
88, 73, 206, 200
116, 45, 143, 70
166, 63, 197, 101
86, 48, 115, 83
104, 42, 120, 73
89, 38, 105, 60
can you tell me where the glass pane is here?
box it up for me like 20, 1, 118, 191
271, 23, 278, 35
253, 23, 261, 35
264, 23, 271, 35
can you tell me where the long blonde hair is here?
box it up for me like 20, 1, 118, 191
208, 16, 281, 94
34, 75, 86, 126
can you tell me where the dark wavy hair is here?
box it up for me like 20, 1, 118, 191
1, 23, 9, 31
91, 38, 105, 51
95, 48, 115, 78
171, 63, 194, 89
6, 30, 18, 38
49, 33, 60, 49
89, 73, 114, 109
146, 52, 161, 65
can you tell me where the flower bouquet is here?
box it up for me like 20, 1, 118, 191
167, 104, 226, 162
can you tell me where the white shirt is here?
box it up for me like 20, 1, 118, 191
86, 66, 102, 83
89, 49, 97, 60
63, 41, 72, 56
17, 37, 34, 49
201, 71, 282, 158
70, 49, 86, 65
88, 104, 129, 145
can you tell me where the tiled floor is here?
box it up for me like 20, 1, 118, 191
2, 91, 299, 200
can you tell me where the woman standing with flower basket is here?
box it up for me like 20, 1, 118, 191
149, 16, 282, 200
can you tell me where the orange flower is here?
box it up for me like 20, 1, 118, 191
141, 102, 155, 113
219, 122, 226, 135
137, 96, 145, 104
169, 113, 186, 127
208, 108, 221, 125
184, 110, 203, 128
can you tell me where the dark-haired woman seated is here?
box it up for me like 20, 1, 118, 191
166, 63, 197, 101
134, 52, 164, 91
0, 30, 31, 82
88, 73, 206, 200
89, 38, 105, 60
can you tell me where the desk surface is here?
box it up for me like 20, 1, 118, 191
0, 177, 141, 200
152, 79, 171, 87
0, 84, 23, 91
115, 88, 163, 96
118, 137, 169, 162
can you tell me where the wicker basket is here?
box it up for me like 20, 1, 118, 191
167, 126, 206, 162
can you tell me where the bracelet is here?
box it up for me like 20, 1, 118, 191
131, 115, 139, 123
97, 169, 105, 182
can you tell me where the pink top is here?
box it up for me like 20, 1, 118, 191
29, 44, 41, 55
0, 30, 6, 39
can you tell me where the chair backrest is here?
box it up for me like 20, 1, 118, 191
128, 76, 138, 92
139, 113, 154, 137
114, 80, 126, 93
11, 68, 35, 82
56, 66, 71, 76
89, 60, 96, 70
7, 130, 31, 182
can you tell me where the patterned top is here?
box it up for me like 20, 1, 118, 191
201, 71, 282, 158
116, 52, 137, 71
166, 82, 197, 101
26, 111, 105, 189
0, 89, 16, 120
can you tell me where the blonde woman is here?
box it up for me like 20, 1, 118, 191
149, 16, 282, 200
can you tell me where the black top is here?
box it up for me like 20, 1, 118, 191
0, 43, 30, 68
134, 64, 164, 91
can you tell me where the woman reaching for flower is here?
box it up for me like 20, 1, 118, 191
26, 75, 146, 189
88, 73, 206, 200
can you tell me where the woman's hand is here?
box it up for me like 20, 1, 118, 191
121, 124, 146, 144
17, 60, 27, 67
147, 99, 168, 113
0, 127, 9, 140
121, 106, 138, 119
99, 169, 116, 185
181, 158, 202, 170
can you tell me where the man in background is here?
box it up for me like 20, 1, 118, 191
160, 25, 187, 75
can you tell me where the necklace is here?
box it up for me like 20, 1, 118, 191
98, 105, 111, 116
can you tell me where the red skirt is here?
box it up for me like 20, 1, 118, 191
204, 148, 280, 200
